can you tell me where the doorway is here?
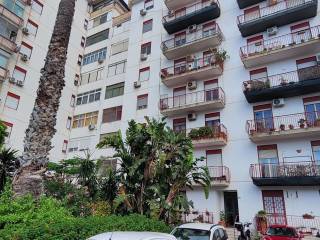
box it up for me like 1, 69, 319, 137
224, 191, 239, 227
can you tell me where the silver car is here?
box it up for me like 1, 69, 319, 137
88, 231, 177, 240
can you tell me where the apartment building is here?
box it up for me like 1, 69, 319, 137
1, 0, 320, 231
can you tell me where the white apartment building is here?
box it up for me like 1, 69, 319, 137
1, 0, 320, 231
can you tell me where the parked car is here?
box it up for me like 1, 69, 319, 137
263, 225, 304, 240
171, 223, 228, 240
88, 232, 177, 240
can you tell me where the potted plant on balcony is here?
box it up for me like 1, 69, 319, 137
256, 210, 268, 234
188, 129, 200, 140
218, 211, 226, 227
214, 49, 229, 66
298, 119, 306, 128
280, 124, 286, 131
280, 77, 288, 86
303, 213, 315, 220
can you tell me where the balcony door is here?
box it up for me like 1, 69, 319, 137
0, 50, 9, 69
258, 145, 279, 178
304, 98, 320, 126
174, 32, 186, 47
291, 22, 311, 45
254, 105, 274, 132
203, 50, 214, 66
173, 118, 186, 134
173, 87, 186, 107
174, 58, 187, 75
202, 21, 216, 38
205, 112, 220, 137
243, 6, 260, 22
204, 79, 218, 102
262, 190, 287, 225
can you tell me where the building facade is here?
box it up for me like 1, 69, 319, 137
1, 0, 320, 230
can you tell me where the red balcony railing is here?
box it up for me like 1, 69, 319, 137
243, 65, 320, 92
161, 23, 222, 51
161, 56, 222, 80
246, 111, 320, 135
160, 87, 225, 110
208, 166, 230, 183
240, 25, 320, 59
237, 0, 314, 24
0, 4, 24, 26
163, 0, 219, 23
250, 161, 320, 179
180, 211, 215, 224
188, 124, 228, 142
0, 34, 18, 52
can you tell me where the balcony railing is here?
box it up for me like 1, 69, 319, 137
161, 23, 222, 52
160, 87, 225, 111
0, 66, 8, 81
161, 56, 222, 80
246, 111, 320, 136
163, 0, 218, 23
180, 211, 215, 224
188, 124, 228, 143
240, 25, 320, 60
237, 0, 314, 24
0, 34, 18, 52
208, 166, 230, 183
0, 4, 24, 27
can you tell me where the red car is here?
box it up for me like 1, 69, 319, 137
263, 225, 304, 240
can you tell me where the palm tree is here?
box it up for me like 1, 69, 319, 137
12, 0, 76, 198
0, 148, 19, 193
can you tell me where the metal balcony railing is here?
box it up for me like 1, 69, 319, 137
246, 111, 320, 135
180, 211, 215, 224
160, 87, 225, 111
0, 34, 18, 52
163, 0, 219, 23
161, 56, 222, 80
237, 0, 315, 24
161, 23, 222, 51
0, 4, 24, 26
243, 65, 320, 92
240, 25, 320, 59
188, 124, 228, 142
208, 166, 230, 183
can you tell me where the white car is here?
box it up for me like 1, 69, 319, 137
88, 231, 177, 240
171, 223, 228, 240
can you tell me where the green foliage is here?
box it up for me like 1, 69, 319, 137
188, 126, 214, 140
0, 122, 8, 148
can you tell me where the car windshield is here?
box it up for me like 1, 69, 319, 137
172, 228, 210, 240
267, 227, 297, 237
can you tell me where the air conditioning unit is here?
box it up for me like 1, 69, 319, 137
88, 124, 96, 131
140, 53, 148, 61
273, 98, 285, 108
98, 58, 104, 64
187, 81, 197, 90
20, 54, 28, 62
134, 81, 141, 88
140, 9, 147, 16
267, 26, 278, 37
16, 80, 24, 87
8, 77, 16, 84
22, 27, 29, 35
188, 113, 197, 121
188, 24, 197, 33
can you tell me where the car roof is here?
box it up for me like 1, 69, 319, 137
88, 231, 177, 240
269, 225, 296, 229
176, 223, 219, 231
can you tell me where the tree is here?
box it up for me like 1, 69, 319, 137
97, 117, 210, 221
12, 0, 76, 198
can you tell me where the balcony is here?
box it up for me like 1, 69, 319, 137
160, 88, 225, 117
0, 34, 18, 53
180, 211, 214, 224
237, 0, 264, 9
163, 1, 221, 34
188, 124, 228, 148
250, 161, 320, 186
161, 24, 223, 60
160, 57, 223, 87
240, 25, 320, 68
0, 4, 24, 27
243, 65, 320, 103
208, 166, 230, 187
237, 0, 318, 37
246, 111, 320, 142
0, 66, 8, 81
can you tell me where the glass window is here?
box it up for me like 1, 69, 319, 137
144, 0, 154, 10
83, 48, 107, 65
304, 102, 320, 125
80, 68, 103, 85
85, 29, 109, 47
66, 117, 72, 129
32, 0, 43, 15
12, 66, 26, 82
72, 111, 98, 128
76, 89, 101, 106
312, 143, 320, 164
2, 0, 24, 17
111, 40, 129, 55
137, 94, 148, 110
143, 19, 153, 33
0, 50, 9, 68
26, 20, 38, 36
102, 106, 122, 123
207, 150, 222, 166
173, 118, 186, 134
254, 108, 273, 132
108, 61, 126, 76
62, 140, 68, 153
68, 137, 92, 153
141, 42, 151, 55
20, 42, 33, 58
139, 67, 150, 82
105, 82, 124, 99
5, 92, 20, 110
93, 12, 111, 27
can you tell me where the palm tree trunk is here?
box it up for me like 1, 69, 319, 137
12, 0, 76, 198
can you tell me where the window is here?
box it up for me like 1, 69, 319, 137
99, 132, 118, 148
0, 49, 9, 69
204, 79, 218, 101
77, 55, 83, 65
303, 96, 320, 125
12, 66, 26, 83
108, 61, 126, 76
243, 6, 260, 22
80, 68, 103, 85
84, 19, 88, 30
137, 94, 148, 110
312, 141, 320, 164
2, 121, 13, 140
85, 29, 109, 47
141, 42, 151, 55
83, 48, 107, 65
93, 12, 112, 27
76, 89, 101, 105
5, 92, 20, 110
32, 0, 43, 14
173, 118, 186, 134
105, 82, 124, 99
2, 0, 24, 17
70, 94, 76, 107
174, 58, 187, 74
250, 67, 267, 80
253, 104, 273, 132
20, 42, 33, 58
142, 19, 153, 33
102, 106, 122, 123
258, 145, 278, 165
174, 32, 186, 47
139, 67, 150, 82
173, 87, 186, 107
72, 111, 98, 128
66, 117, 72, 129
296, 56, 317, 70
262, 190, 286, 225
111, 40, 129, 55
144, 0, 154, 10
81, 36, 85, 47
205, 112, 220, 127
206, 149, 222, 166
26, 20, 38, 36
68, 137, 92, 152
62, 140, 68, 153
